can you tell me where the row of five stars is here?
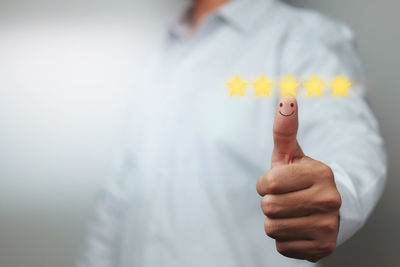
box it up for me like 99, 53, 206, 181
227, 75, 352, 97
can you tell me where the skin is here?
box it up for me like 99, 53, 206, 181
192, 0, 342, 262
256, 97, 342, 262
191, 0, 231, 32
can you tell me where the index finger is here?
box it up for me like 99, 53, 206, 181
256, 163, 315, 196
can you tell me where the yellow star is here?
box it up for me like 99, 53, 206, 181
278, 75, 299, 97
304, 75, 325, 97
227, 76, 248, 96
331, 75, 352, 97
253, 76, 274, 97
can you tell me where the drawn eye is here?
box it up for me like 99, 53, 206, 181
280, 103, 283, 107
290, 103, 294, 107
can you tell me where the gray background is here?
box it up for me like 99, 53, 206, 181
0, 1, 399, 267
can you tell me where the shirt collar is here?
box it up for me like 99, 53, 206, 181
168, 0, 275, 39
167, 2, 194, 40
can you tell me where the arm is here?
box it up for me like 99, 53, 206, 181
256, 21, 386, 261
294, 24, 387, 246
76, 156, 132, 267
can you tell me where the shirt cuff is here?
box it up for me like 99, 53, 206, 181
327, 162, 364, 246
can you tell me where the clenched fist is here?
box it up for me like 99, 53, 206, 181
256, 96, 342, 262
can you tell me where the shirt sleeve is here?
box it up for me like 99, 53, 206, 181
76, 156, 131, 267
279, 19, 387, 246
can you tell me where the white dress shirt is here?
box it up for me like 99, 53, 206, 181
78, 0, 387, 266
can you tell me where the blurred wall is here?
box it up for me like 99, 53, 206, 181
0, 1, 399, 267
0, 1, 180, 267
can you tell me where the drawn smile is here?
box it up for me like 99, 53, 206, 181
279, 111, 295, 117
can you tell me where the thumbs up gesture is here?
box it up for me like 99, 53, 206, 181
256, 97, 342, 262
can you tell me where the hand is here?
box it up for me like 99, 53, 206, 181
256, 96, 342, 262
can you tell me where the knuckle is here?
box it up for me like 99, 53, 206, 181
275, 241, 287, 255
328, 191, 342, 210
320, 164, 334, 182
264, 219, 278, 238
261, 195, 278, 217
275, 242, 297, 259
314, 241, 336, 258
307, 241, 336, 262
319, 190, 342, 211
323, 241, 337, 255
319, 218, 337, 234
256, 175, 264, 195
261, 196, 269, 211
265, 173, 280, 194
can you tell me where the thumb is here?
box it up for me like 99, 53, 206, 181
272, 96, 304, 167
